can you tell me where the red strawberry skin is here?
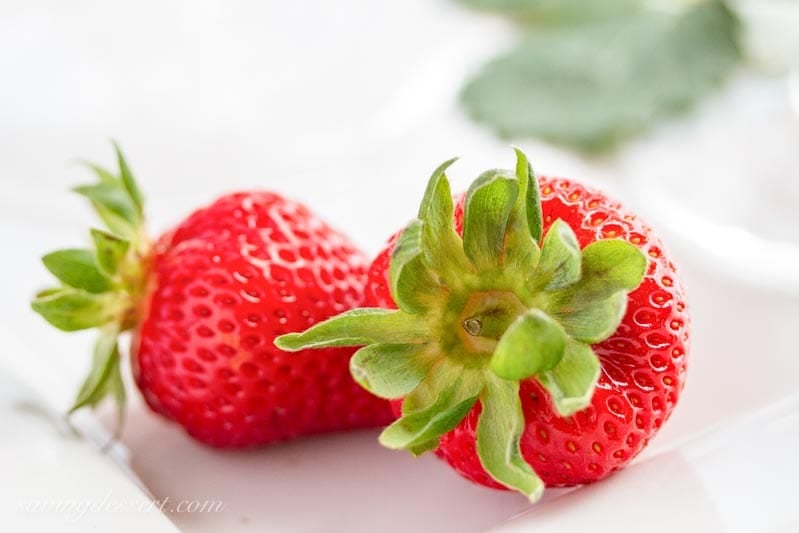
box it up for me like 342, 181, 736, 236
132, 191, 393, 447
366, 177, 689, 487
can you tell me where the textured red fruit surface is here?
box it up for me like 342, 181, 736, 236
132, 192, 393, 447
367, 178, 689, 487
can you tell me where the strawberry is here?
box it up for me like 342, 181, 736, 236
277, 149, 689, 500
32, 145, 392, 447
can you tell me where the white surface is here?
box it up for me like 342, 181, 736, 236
729, 0, 799, 71
622, 75, 799, 295
2, 1, 799, 532
6, 194, 799, 532
0, 365, 177, 532
108, 398, 541, 533
497, 392, 799, 533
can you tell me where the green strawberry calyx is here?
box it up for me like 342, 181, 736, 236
275, 148, 646, 501
31, 143, 150, 422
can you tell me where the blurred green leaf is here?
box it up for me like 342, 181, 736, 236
42, 249, 111, 294
461, 2, 740, 153
460, 0, 645, 25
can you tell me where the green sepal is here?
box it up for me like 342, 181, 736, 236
574, 239, 648, 300
79, 161, 117, 184
418, 159, 473, 287
379, 372, 483, 450
476, 375, 544, 502
534, 219, 581, 292
401, 359, 462, 414
90, 228, 130, 277
350, 343, 434, 399
544, 239, 646, 343
418, 158, 458, 218
41, 249, 112, 294
502, 148, 541, 277
490, 309, 566, 380
105, 351, 127, 423
513, 147, 542, 244
73, 183, 139, 238
549, 291, 627, 344
34, 143, 149, 426
537, 339, 601, 417
274, 308, 432, 351
462, 170, 519, 272
31, 288, 116, 332
35, 288, 63, 299
389, 220, 443, 314
69, 326, 125, 414
408, 437, 440, 457
113, 142, 144, 218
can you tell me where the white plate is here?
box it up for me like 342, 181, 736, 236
498, 392, 799, 533
621, 75, 799, 295
0, 366, 176, 532
5, 155, 799, 532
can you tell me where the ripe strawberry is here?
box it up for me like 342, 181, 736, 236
277, 149, 689, 500
32, 144, 392, 447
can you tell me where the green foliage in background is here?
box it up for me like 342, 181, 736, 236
460, 0, 741, 153
462, 0, 646, 25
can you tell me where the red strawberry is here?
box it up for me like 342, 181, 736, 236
277, 149, 689, 500
32, 144, 392, 447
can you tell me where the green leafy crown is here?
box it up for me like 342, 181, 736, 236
276, 149, 645, 501
31, 143, 150, 421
